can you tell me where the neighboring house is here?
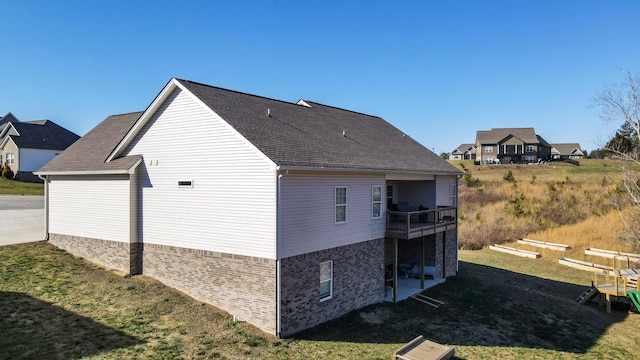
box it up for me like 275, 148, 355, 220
0, 112, 80, 181
449, 143, 476, 160
36, 78, 462, 337
475, 127, 552, 165
551, 143, 584, 160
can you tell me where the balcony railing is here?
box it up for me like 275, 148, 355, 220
386, 207, 457, 240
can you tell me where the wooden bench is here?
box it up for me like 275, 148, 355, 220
394, 335, 455, 360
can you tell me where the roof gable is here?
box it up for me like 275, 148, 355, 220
477, 128, 541, 145
0, 112, 19, 125
551, 143, 583, 156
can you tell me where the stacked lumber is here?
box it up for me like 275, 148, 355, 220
517, 238, 570, 251
558, 257, 612, 273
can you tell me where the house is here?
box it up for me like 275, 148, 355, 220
551, 143, 584, 160
475, 127, 552, 165
35, 78, 462, 337
0, 112, 80, 181
449, 143, 476, 160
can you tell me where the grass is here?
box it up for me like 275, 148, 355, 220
0, 177, 44, 195
2, 158, 639, 358
453, 159, 636, 249
2, 240, 640, 359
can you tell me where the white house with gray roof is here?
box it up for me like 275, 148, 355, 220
36, 78, 462, 337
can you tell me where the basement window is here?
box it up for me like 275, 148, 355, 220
320, 260, 333, 301
178, 180, 193, 188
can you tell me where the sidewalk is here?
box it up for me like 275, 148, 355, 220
0, 195, 45, 246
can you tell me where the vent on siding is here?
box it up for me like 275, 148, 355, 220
178, 180, 193, 188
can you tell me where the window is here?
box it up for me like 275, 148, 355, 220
372, 186, 382, 218
485, 146, 493, 153
335, 187, 347, 223
6, 153, 15, 165
449, 184, 457, 207
525, 145, 534, 152
320, 260, 333, 301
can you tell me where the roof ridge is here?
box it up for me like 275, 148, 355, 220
176, 78, 306, 108
301, 100, 382, 119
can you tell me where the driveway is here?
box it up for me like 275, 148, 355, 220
0, 195, 45, 246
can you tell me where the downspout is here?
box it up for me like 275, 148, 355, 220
455, 175, 460, 274
38, 174, 49, 241
276, 169, 288, 338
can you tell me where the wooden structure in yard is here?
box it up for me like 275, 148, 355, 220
489, 244, 540, 259
517, 238, 570, 251
558, 257, 612, 274
585, 248, 640, 269
394, 335, 455, 360
592, 269, 640, 313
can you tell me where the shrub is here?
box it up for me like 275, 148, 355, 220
503, 170, 516, 183
2, 164, 14, 179
463, 169, 481, 187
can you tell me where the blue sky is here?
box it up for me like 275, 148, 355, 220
1, 0, 638, 154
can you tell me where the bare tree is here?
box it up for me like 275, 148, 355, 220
593, 71, 640, 250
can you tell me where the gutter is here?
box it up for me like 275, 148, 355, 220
275, 169, 288, 338
34, 158, 143, 177
275, 165, 463, 176
37, 174, 49, 241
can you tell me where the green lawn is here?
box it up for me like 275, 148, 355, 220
1, 242, 639, 359
0, 177, 44, 195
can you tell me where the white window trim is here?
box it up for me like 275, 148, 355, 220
320, 260, 333, 301
449, 183, 457, 207
335, 186, 347, 224
485, 146, 493, 153
372, 185, 382, 219
6, 153, 15, 165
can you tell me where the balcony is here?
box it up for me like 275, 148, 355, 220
386, 207, 457, 240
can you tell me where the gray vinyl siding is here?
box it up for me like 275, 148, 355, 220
124, 88, 278, 259
279, 172, 386, 258
48, 176, 131, 242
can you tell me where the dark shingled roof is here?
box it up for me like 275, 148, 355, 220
37, 112, 143, 173
476, 127, 540, 144
177, 79, 461, 175
39, 79, 461, 175
0, 112, 20, 125
0, 112, 20, 132
7, 120, 80, 150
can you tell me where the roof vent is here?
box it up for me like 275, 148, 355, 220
268, 108, 271, 117
342, 130, 346, 137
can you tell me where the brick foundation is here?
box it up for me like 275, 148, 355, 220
142, 243, 277, 335
49, 233, 135, 273
279, 238, 385, 337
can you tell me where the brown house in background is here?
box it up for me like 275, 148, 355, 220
474, 128, 552, 165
